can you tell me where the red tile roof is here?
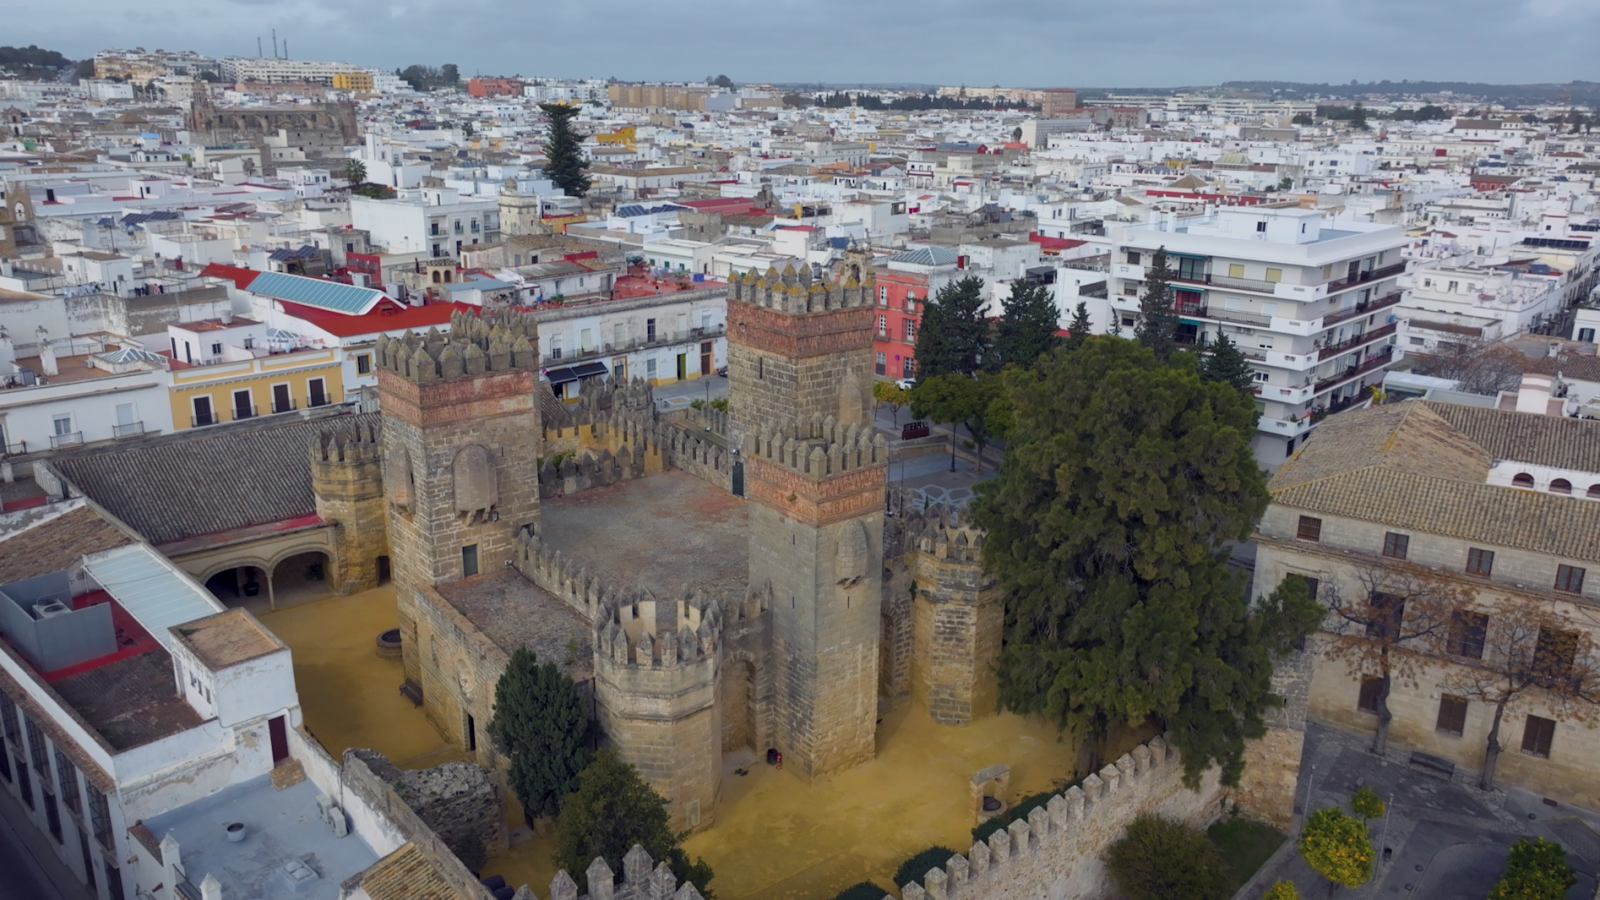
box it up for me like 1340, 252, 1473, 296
277, 299, 474, 338
1030, 234, 1089, 252
200, 262, 262, 290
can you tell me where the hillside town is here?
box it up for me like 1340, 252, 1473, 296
1, 38, 1600, 900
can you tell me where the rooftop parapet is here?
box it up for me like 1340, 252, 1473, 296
742, 413, 888, 480
309, 420, 382, 464
594, 590, 722, 672
374, 309, 539, 383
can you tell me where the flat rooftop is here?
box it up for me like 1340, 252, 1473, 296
50, 648, 202, 751
143, 774, 380, 900
173, 608, 285, 671
13, 354, 125, 384
437, 572, 594, 680
541, 469, 749, 602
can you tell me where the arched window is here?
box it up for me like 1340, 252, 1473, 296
1550, 479, 1572, 495
431, 271, 441, 284
443, 270, 453, 283
1589, 484, 1600, 500
1512, 473, 1535, 489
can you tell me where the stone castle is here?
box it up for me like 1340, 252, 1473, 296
299, 255, 1049, 833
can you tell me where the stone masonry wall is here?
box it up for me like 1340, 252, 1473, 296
355, 750, 506, 861
901, 509, 1002, 726
894, 735, 1226, 900
1235, 644, 1312, 830
309, 422, 390, 594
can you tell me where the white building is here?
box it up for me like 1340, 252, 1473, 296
535, 286, 726, 397
219, 57, 363, 86
1109, 206, 1408, 467
350, 187, 500, 258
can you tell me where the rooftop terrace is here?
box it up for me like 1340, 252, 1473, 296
143, 774, 380, 900
436, 573, 594, 680
51, 647, 201, 751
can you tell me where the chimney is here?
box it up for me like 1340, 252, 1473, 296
220, 309, 233, 325
36, 327, 58, 377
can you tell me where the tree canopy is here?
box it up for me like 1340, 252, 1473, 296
1299, 807, 1373, 888
911, 275, 989, 379
911, 373, 1009, 471
488, 647, 592, 820
989, 279, 1059, 371
540, 102, 592, 198
1134, 248, 1180, 362
970, 337, 1319, 784
1063, 301, 1093, 351
398, 64, 460, 92
1200, 332, 1256, 399
555, 750, 714, 897
1102, 815, 1232, 900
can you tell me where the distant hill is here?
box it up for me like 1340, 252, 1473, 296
0, 45, 72, 71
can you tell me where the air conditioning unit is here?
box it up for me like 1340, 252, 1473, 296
33, 600, 71, 620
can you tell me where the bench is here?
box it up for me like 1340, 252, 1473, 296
399, 681, 423, 707
1409, 750, 1455, 779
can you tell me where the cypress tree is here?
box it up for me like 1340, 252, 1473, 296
1063, 301, 1093, 351
555, 750, 715, 897
990, 280, 1060, 371
1134, 247, 1180, 362
1200, 332, 1258, 396
540, 102, 591, 197
487, 647, 592, 820
911, 275, 989, 378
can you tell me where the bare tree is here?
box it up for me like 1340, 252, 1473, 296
1441, 599, 1600, 790
1320, 562, 1461, 755
1410, 337, 1530, 396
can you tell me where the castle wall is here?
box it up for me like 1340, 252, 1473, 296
1234, 645, 1311, 831
910, 552, 1003, 726
309, 423, 390, 594
726, 301, 876, 436
897, 736, 1226, 900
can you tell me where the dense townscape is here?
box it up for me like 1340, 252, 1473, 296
0, 40, 1599, 900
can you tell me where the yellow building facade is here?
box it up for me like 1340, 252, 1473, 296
331, 72, 374, 92
169, 349, 345, 429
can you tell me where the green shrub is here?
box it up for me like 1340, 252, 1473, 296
894, 846, 956, 888
1103, 815, 1232, 900
689, 398, 705, 410
709, 397, 729, 413
1488, 837, 1576, 900
1263, 881, 1298, 900
830, 882, 889, 900
1299, 807, 1373, 889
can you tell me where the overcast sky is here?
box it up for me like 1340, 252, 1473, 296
16, 0, 1600, 87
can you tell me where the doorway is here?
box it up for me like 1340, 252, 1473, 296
721, 660, 756, 754
699, 341, 712, 376
376, 555, 391, 585
272, 383, 293, 414
268, 715, 289, 762
676, 353, 687, 381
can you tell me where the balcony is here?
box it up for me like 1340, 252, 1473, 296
1326, 261, 1407, 294
231, 405, 257, 422
1317, 322, 1398, 361
113, 421, 144, 439
1322, 290, 1402, 328
1168, 271, 1285, 295
306, 394, 333, 409
49, 432, 83, 450
1314, 347, 1394, 394
1177, 302, 1276, 328
192, 413, 217, 428
272, 398, 298, 415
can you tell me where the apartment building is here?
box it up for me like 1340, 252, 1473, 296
872, 247, 961, 381
1399, 262, 1562, 356
219, 57, 365, 86
1109, 206, 1408, 466
1257, 400, 1600, 807
350, 187, 501, 258
535, 286, 726, 395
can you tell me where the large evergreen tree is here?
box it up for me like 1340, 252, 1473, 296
540, 102, 591, 198
990, 280, 1059, 371
487, 647, 592, 820
555, 750, 715, 897
970, 337, 1320, 785
1063, 301, 1093, 351
911, 275, 989, 378
1134, 248, 1180, 362
1200, 332, 1257, 396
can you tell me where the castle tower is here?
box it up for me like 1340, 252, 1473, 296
742, 419, 889, 779
498, 179, 546, 237
309, 421, 390, 594
723, 257, 876, 448
902, 510, 1002, 725
375, 310, 543, 685
592, 593, 723, 832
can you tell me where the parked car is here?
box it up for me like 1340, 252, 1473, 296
895, 378, 915, 390
717, 365, 728, 377
900, 420, 930, 440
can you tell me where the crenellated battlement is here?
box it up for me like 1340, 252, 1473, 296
594, 591, 722, 673
899, 503, 986, 563
547, 843, 706, 900
375, 309, 539, 383
726, 262, 874, 314
742, 414, 888, 480
889, 734, 1226, 900
309, 421, 383, 465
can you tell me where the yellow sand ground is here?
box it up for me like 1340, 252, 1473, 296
258, 585, 461, 769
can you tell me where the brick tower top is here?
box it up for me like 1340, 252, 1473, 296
373, 309, 539, 383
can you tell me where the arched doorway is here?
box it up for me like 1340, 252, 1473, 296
205, 566, 268, 606
721, 659, 757, 761
270, 551, 334, 610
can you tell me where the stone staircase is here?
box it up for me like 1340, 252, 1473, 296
271, 758, 306, 790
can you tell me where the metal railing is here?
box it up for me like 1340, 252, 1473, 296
307, 395, 333, 408
272, 399, 298, 414
112, 421, 144, 438
1325, 261, 1407, 294
1314, 347, 1394, 394
49, 432, 83, 450
1168, 271, 1285, 294
231, 405, 257, 421
192, 413, 217, 428
2, 441, 25, 456
1317, 322, 1398, 361
1322, 291, 1402, 328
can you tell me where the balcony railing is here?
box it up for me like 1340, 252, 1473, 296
1322, 290, 1403, 328
1168, 271, 1285, 295
1314, 347, 1394, 394
192, 413, 217, 428
231, 405, 257, 421
1325, 261, 1407, 294
112, 421, 144, 438
272, 399, 298, 415
1179, 303, 1276, 328
307, 395, 332, 408
49, 432, 83, 450
2, 441, 26, 456
1317, 322, 1398, 361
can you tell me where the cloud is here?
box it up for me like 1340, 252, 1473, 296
14, 0, 1600, 86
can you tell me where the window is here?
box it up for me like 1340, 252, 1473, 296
1229, 263, 1245, 278
462, 544, 479, 578
905, 321, 916, 342
878, 315, 887, 336
1265, 268, 1282, 283
1126, 251, 1141, 265
1177, 257, 1206, 280
1357, 677, 1383, 713
471, 219, 480, 232
210, 342, 222, 356
1382, 532, 1410, 559
875, 352, 886, 376
902, 357, 915, 379
1296, 515, 1322, 542
1366, 592, 1405, 640
1253, 370, 1269, 383
1534, 627, 1578, 681
1589, 484, 1600, 499
243, 337, 255, 350
1556, 565, 1586, 594
356, 354, 372, 375
1293, 575, 1320, 601
87, 783, 110, 850
1466, 548, 1495, 577
54, 748, 79, 816
17, 760, 31, 808
1256, 221, 1268, 233
905, 293, 917, 311
1447, 610, 1488, 659
24, 716, 48, 776
646, 318, 657, 342
1436, 695, 1468, 736
879, 286, 888, 304
646, 358, 658, 379
1410, 337, 1426, 346
1521, 715, 1556, 758
1121, 316, 1136, 328
1550, 479, 1572, 495
192, 396, 214, 427
1512, 473, 1535, 489
453, 220, 463, 234
53, 414, 73, 436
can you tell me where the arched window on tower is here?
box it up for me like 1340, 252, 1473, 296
1512, 473, 1535, 489
1550, 479, 1572, 495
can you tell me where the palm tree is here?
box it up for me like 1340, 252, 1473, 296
343, 159, 366, 186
